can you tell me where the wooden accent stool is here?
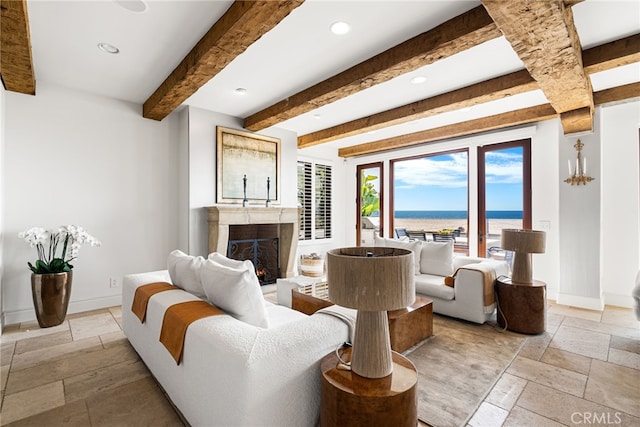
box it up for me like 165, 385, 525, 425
388, 297, 433, 352
495, 277, 546, 334
320, 347, 417, 427
292, 289, 433, 352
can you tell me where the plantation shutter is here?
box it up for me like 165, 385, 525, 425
315, 164, 332, 239
297, 161, 312, 240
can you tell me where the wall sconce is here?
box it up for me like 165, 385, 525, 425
564, 139, 594, 186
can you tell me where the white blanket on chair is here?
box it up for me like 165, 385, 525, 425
316, 305, 357, 344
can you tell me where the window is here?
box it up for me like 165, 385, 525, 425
298, 160, 332, 241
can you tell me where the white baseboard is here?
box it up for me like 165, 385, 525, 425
3, 294, 122, 326
556, 293, 604, 311
603, 292, 634, 309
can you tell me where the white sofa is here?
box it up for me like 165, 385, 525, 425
375, 236, 509, 324
122, 269, 350, 426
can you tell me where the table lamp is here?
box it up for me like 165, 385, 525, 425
327, 247, 415, 378
501, 229, 546, 284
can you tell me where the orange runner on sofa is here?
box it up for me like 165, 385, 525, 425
131, 282, 176, 322
159, 300, 224, 364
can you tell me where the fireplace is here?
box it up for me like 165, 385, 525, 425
207, 206, 299, 279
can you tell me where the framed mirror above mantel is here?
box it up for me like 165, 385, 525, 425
206, 206, 299, 278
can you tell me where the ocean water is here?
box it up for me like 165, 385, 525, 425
393, 210, 523, 220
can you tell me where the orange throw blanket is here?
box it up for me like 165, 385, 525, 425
452, 263, 497, 308
160, 301, 224, 365
131, 282, 176, 323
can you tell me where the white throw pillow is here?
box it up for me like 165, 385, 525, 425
167, 250, 206, 298
199, 258, 269, 328
420, 240, 454, 276
374, 235, 421, 275
208, 252, 246, 268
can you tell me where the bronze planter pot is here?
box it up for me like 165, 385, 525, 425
31, 271, 73, 328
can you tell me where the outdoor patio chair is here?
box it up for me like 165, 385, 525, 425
395, 228, 408, 239
407, 231, 428, 241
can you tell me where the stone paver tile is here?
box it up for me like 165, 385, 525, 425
0, 381, 65, 425
549, 325, 610, 361
485, 373, 527, 411
468, 402, 508, 427
540, 347, 592, 375
506, 356, 587, 397
585, 359, 640, 417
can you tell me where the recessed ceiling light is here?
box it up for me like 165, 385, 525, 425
411, 76, 427, 85
459, 106, 473, 112
313, 114, 321, 119
97, 43, 120, 54
330, 21, 350, 35
114, 0, 147, 13
235, 88, 248, 95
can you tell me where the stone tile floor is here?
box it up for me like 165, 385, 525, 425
0, 299, 638, 426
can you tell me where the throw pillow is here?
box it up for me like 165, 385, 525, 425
167, 250, 206, 299
199, 258, 269, 328
420, 240, 454, 276
374, 235, 421, 275
207, 252, 246, 268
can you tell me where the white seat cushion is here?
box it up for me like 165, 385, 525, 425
200, 258, 269, 328
414, 274, 455, 301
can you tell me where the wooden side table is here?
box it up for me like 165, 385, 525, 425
320, 347, 417, 427
495, 277, 546, 334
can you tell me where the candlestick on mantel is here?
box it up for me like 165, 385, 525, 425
265, 177, 271, 207
242, 174, 248, 207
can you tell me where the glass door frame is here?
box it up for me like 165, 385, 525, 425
357, 162, 384, 245
477, 139, 532, 257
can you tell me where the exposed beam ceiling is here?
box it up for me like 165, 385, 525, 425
338, 83, 638, 158
298, 70, 538, 148
298, 33, 639, 149
244, 6, 501, 131
338, 104, 558, 158
0, 0, 35, 94
143, 0, 303, 121
482, 0, 594, 134
582, 33, 640, 74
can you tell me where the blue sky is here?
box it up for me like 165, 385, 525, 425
392, 148, 523, 211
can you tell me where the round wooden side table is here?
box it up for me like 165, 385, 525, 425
495, 277, 546, 334
320, 347, 417, 427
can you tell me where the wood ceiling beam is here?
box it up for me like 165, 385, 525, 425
0, 0, 35, 94
244, 5, 501, 131
336, 81, 638, 158
482, 0, 594, 134
298, 32, 638, 149
337, 104, 558, 158
593, 82, 640, 106
298, 70, 537, 148
143, 0, 303, 121
583, 33, 640, 74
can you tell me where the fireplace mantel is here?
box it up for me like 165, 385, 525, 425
207, 206, 299, 278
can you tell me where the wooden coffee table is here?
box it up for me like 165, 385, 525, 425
292, 288, 433, 352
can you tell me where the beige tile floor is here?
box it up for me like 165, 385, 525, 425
1, 299, 638, 426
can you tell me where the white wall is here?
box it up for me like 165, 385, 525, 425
558, 112, 603, 309
601, 101, 640, 307
0, 83, 5, 330
2, 82, 181, 325
186, 106, 299, 257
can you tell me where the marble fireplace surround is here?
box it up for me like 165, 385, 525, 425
207, 206, 299, 278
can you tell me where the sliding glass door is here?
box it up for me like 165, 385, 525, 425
357, 163, 383, 246
477, 139, 532, 257
390, 150, 469, 252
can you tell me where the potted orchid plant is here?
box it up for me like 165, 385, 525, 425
19, 225, 101, 327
